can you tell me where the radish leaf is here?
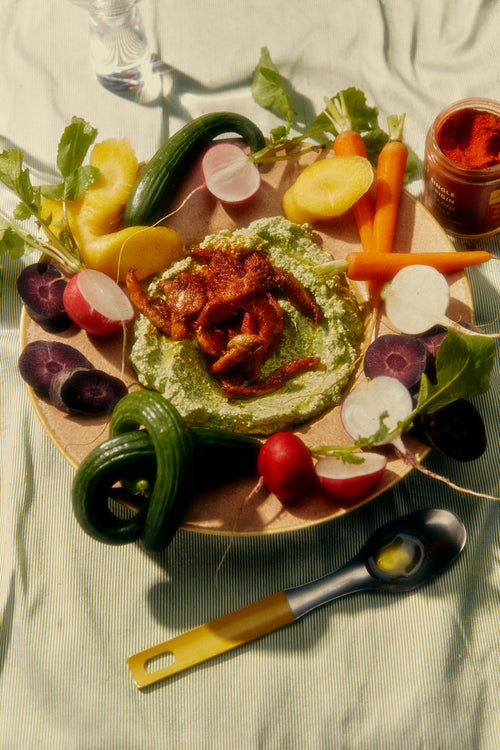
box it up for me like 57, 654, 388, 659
0, 116, 100, 273
251, 49, 417, 179
251, 47, 295, 128
57, 116, 98, 178
0, 219, 26, 259
41, 117, 100, 201
414, 329, 495, 416
41, 165, 100, 202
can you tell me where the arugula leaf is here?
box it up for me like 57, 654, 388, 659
251, 47, 295, 127
414, 328, 496, 416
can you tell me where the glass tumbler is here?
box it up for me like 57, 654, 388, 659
70, 0, 164, 103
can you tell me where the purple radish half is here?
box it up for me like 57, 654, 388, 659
418, 327, 447, 382
417, 399, 487, 462
363, 334, 428, 389
18, 341, 93, 393
419, 327, 447, 359
49, 368, 127, 414
16, 263, 71, 332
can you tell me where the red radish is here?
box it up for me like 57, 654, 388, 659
63, 269, 135, 335
257, 432, 316, 501
315, 453, 387, 499
201, 142, 261, 203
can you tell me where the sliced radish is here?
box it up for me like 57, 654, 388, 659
63, 269, 135, 335
381, 265, 450, 335
341, 375, 413, 450
363, 334, 428, 389
201, 142, 261, 204
49, 367, 127, 414
381, 265, 500, 339
315, 452, 387, 499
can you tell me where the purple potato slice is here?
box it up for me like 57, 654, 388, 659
18, 341, 93, 393
16, 263, 71, 332
363, 334, 428, 389
49, 368, 127, 414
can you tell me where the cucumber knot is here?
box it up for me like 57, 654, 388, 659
72, 391, 194, 552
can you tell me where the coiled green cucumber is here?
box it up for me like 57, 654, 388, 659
71, 391, 261, 552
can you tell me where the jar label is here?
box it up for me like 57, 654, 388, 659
428, 176, 456, 216
486, 188, 500, 225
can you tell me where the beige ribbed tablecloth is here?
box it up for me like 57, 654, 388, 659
1, 1, 499, 747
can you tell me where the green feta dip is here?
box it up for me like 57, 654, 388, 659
129, 217, 363, 434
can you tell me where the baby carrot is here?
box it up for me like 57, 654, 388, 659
372, 114, 408, 255
325, 93, 375, 253
344, 249, 493, 281
333, 130, 374, 253
365, 114, 408, 339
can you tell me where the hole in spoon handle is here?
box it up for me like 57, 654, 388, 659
127, 591, 295, 687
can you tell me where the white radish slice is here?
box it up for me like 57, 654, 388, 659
315, 452, 387, 499
381, 265, 450, 335
63, 269, 135, 335
341, 375, 414, 450
201, 142, 261, 204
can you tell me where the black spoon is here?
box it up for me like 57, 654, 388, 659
128, 508, 466, 687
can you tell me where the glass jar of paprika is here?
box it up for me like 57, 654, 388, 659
423, 98, 500, 238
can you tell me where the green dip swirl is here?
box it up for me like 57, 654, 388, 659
129, 217, 363, 434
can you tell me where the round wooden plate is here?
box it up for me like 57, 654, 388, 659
20, 147, 473, 535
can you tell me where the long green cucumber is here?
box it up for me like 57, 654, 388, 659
124, 112, 266, 226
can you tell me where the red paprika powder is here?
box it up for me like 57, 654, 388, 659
436, 108, 500, 169
423, 98, 500, 237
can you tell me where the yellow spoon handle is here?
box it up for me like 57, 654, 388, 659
127, 591, 296, 687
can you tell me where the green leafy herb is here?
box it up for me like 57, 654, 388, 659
250, 47, 417, 179
411, 328, 496, 417
41, 117, 100, 201
0, 116, 100, 273
57, 117, 98, 177
310, 413, 391, 463
251, 47, 295, 127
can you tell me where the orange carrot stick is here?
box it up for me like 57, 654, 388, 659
333, 130, 374, 253
364, 114, 408, 340
372, 114, 408, 255
345, 249, 493, 281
